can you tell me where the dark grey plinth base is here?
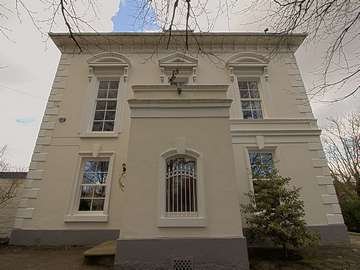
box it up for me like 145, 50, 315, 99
308, 224, 349, 245
10, 229, 119, 246
114, 237, 249, 270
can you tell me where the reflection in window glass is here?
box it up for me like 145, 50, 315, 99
238, 80, 263, 119
78, 159, 109, 211
92, 80, 119, 132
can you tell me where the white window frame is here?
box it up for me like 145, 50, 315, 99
65, 152, 115, 222
158, 148, 206, 227
244, 146, 278, 193
236, 77, 267, 120
80, 75, 125, 138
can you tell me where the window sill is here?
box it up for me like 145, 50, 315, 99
158, 217, 207, 227
64, 213, 108, 223
79, 132, 120, 138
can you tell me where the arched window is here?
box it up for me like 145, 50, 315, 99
165, 155, 197, 216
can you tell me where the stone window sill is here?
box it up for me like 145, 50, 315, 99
79, 132, 120, 138
64, 214, 108, 223
158, 217, 207, 227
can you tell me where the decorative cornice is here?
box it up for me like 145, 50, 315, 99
159, 52, 198, 68
230, 118, 321, 137
87, 52, 131, 67
128, 98, 232, 107
49, 32, 307, 53
226, 52, 269, 68
132, 84, 229, 93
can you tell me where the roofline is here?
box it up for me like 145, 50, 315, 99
49, 31, 307, 38
49, 31, 307, 53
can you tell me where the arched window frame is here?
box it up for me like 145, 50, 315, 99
158, 148, 206, 227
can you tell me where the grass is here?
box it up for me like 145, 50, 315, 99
249, 234, 360, 270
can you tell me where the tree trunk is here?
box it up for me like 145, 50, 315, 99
282, 244, 288, 258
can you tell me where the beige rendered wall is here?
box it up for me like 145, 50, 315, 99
120, 117, 243, 239
15, 47, 341, 231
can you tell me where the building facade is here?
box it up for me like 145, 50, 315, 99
11, 32, 348, 269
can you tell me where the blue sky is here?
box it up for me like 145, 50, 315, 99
112, 0, 159, 32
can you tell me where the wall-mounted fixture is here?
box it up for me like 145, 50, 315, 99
58, 117, 66, 123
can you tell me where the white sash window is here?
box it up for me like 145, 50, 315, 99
92, 80, 119, 132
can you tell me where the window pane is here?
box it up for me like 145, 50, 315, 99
249, 152, 273, 177
93, 80, 119, 133
248, 81, 258, 89
250, 90, 260, 98
94, 111, 105, 120
241, 101, 251, 110
106, 101, 117, 110
79, 199, 91, 211
97, 161, 109, 172
84, 161, 98, 172
99, 81, 109, 89
93, 172, 107, 184
108, 89, 118, 98
92, 121, 103, 131
96, 101, 106, 110
78, 159, 109, 212
97, 90, 107, 98
83, 172, 97, 184
80, 186, 94, 198
94, 186, 106, 197
103, 121, 114, 131
251, 101, 262, 110
240, 90, 250, 98
109, 80, 119, 89
252, 110, 263, 119
91, 199, 105, 211
239, 80, 263, 120
105, 111, 116, 120
238, 81, 248, 89
242, 110, 252, 119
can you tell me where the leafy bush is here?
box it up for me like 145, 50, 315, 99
241, 169, 318, 257
340, 199, 360, 232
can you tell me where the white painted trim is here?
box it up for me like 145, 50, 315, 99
87, 52, 131, 67
244, 146, 278, 193
64, 214, 108, 223
79, 132, 120, 138
132, 84, 228, 92
236, 76, 268, 119
65, 151, 115, 223
158, 217, 207, 227
158, 148, 207, 227
81, 76, 126, 136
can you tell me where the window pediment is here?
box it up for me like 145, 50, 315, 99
159, 52, 198, 68
87, 52, 130, 67
159, 53, 198, 84
227, 53, 269, 81
227, 52, 269, 68
87, 52, 130, 82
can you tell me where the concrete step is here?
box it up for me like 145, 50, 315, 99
83, 240, 116, 266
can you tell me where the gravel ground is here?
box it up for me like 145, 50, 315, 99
0, 234, 359, 270
0, 245, 111, 270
